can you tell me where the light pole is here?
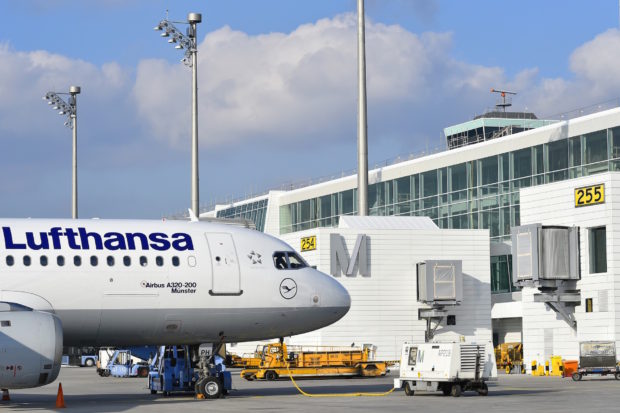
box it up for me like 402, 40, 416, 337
43, 86, 81, 219
357, 0, 369, 216
154, 12, 202, 218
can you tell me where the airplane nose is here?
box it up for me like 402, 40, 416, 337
316, 270, 351, 318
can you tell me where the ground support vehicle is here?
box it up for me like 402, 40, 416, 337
228, 345, 264, 369
149, 346, 232, 399
494, 342, 523, 374
241, 342, 390, 381
572, 341, 620, 381
62, 346, 99, 367
394, 342, 497, 397
97, 349, 150, 378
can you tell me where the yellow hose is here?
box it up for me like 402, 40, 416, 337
284, 362, 397, 397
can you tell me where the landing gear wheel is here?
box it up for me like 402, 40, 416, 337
477, 382, 488, 396
615, 372, 620, 380
572, 373, 582, 381
199, 377, 222, 399
84, 358, 95, 367
450, 384, 462, 397
403, 382, 414, 396
441, 386, 451, 396
264, 370, 278, 381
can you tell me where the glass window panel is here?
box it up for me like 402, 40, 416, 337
490, 255, 512, 294
589, 226, 607, 274
422, 170, 438, 197
548, 140, 567, 171
480, 156, 498, 185
320, 195, 331, 220
299, 200, 311, 223
440, 168, 448, 194
513, 148, 532, 179
395, 176, 411, 203
450, 164, 467, 203
340, 190, 354, 215
583, 130, 608, 175
500, 153, 510, 182
612, 127, 620, 160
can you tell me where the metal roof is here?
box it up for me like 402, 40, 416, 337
338, 216, 439, 230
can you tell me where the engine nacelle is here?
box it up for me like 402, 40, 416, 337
0, 302, 63, 389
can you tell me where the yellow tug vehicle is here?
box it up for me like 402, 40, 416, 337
241, 342, 390, 381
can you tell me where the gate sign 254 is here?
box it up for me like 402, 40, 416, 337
574, 184, 605, 207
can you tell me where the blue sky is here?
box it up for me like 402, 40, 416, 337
1, 0, 619, 218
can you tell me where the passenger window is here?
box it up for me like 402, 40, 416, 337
287, 252, 307, 269
40, 256, 48, 266
273, 252, 288, 270
172, 256, 180, 267
6, 255, 14, 266
107, 256, 115, 266
90, 256, 98, 266
156, 256, 164, 267
57, 256, 65, 266
140, 256, 147, 267
74, 256, 81, 266
23, 256, 31, 266
123, 256, 131, 267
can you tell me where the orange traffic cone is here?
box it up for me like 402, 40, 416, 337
1, 388, 9, 401
55, 382, 66, 408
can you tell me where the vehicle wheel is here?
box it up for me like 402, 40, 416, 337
103, 370, 111, 377
84, 358, 95, 367
451, 384, 462, 397
150, 389, 157, 395
403, 382, 415, 396
441, 386, 451, 396
615, 372, 620, 380
163, 391, 170, 397
137, 367, 149, 378
199, 377, 223, 399
505, 365, 512, 374
572, 373, 582, 381
264, 370, 278, 381
477, 382, 488, 396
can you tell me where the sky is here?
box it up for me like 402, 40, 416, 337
1, 0, 620, 219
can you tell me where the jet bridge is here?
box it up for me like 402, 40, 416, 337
417, 260, 463, 341
511, 224, 581, 328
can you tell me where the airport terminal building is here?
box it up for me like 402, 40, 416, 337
206, 104, 620, 367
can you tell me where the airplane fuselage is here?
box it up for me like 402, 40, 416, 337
0, 218, 350, 346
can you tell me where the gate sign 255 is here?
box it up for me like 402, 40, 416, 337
574, 184, 605, 207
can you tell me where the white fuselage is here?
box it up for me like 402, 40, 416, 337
0, 218, 350, 346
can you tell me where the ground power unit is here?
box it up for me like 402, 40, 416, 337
394, 342, 497, 397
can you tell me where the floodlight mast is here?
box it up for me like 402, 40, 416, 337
43, 86, 81, 219
155, 12, 202, 218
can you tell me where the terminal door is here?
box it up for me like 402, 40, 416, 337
206, 233, 242, 295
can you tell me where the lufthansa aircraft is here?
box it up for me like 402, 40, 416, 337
0, 218, 350, 390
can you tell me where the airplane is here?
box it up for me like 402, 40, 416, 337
0, 217, 351, 396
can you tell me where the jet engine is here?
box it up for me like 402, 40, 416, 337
0, 302, 63, 389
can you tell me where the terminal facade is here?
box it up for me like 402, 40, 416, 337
207, 105, 620, 368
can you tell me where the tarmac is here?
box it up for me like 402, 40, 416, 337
2, 367, 620, 412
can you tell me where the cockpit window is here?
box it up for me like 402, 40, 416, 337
288, 253, 306, 269
273, 251, 307, 270
273, 252, 288, 270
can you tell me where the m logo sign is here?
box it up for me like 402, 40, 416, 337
330, 233, 369, 277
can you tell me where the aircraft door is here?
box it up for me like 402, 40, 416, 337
206, 233, 242, 295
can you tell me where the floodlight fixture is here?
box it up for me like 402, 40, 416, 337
43, 86, 81, 219
154, 11, 202, 217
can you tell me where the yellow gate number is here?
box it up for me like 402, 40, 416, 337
574, 184, 604, 207
301, 236, 316, 252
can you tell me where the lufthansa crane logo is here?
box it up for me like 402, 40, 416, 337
279, 278, 297, 299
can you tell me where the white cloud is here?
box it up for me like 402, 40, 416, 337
132, 14, 513, 149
